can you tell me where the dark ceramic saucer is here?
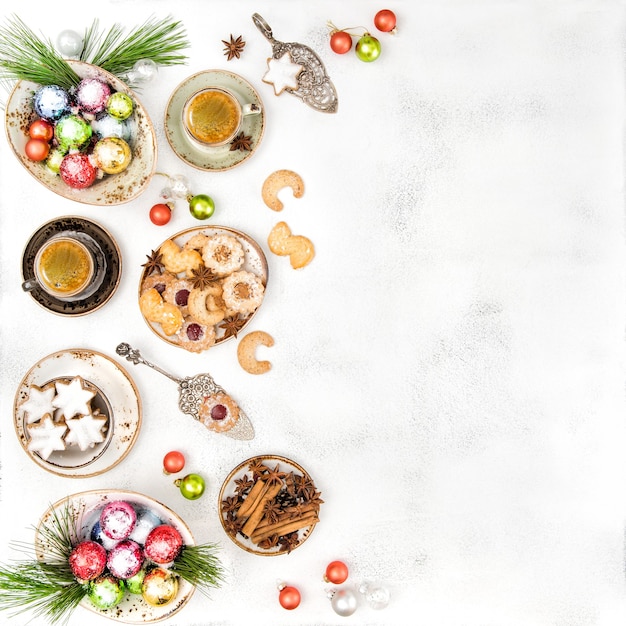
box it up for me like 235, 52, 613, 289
22, 216, 121, 316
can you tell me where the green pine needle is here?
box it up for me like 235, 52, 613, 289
171, 543, 224, 596
0, 13, 189, 89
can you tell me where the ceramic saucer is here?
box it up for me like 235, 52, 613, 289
165, 70, 265, 171
22, 216, 121, 316
14, 349, 142, 478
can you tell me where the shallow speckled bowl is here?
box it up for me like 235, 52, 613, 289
35, 490, 195, 623
5, 61, 156, 205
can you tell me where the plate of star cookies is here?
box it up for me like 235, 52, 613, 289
13, 349, 141, 477
139, 226, 268, 353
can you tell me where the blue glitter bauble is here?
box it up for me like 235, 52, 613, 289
32, 85, 70, 121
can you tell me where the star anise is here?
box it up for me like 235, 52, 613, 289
219, 315, 248, 339
294, 474, 317, 500
265, 464, 287, 487
190, 265, 219, 290
278, 531, 300, 553
305, 490, 324, 509
230, 132, 253, 152
248, 458, 269, 479
234, 473, 254, 495
263, 499, 283, 525
223, 514, 244, 536
222, 34, 246, 60
221, 495, 240, 514
258, 534, 280, 550
142, 249, 164, 275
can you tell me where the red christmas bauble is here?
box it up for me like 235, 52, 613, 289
324, 560, 349, 584
59, 153, 97, 189
163, 450, 185, 474
330, 30, 353, 54
25, 138, 50, 162
144, 524, 183, 564
279, 585, 301, 610
374, 9, 397, 33
69, 540, 107, 581
150, 203, 172, 226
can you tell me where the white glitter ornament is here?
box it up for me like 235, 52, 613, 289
125, 59, 158, 85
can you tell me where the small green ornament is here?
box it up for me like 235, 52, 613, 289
355, 34, 381, 62
55, 114, 92, 150
45, 148, 66, 174
88, 574, 124, 609
188, 194, 215, 220
175, 473, 206, 500
125, 568, 146, 594
107, 92, 134, 120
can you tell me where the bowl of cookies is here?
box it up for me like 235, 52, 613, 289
14, 349, 141, 477
5, 61, 157, 205
139, 226, 268, 353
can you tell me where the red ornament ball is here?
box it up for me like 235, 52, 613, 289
330, 29, 353, 54
28, 119, 54, 142
59, 153, 97, 189
100, 500, 137, 540
279, 585, 301, 610
150, 203, 172, 226
107, 539, 144, 579
69, 540, 107, 581
25, 138, 50, 162
163, 450, 185, 474
144, 524, 183, 564
324, 560, 349, 584
374, 9, 397, 33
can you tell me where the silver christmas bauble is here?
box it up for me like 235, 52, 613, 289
56, 30, 84, 58
329, 588, 358, 617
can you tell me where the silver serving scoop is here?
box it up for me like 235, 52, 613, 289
116, 343, 254, 440
253, 12, 338, 113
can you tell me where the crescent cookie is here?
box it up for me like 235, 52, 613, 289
139, 287, 184, 336
159, 239, 203, 274
262, 169, 304, 211
188, 287, 227, 326
267, 221, 315, 269
237, 330, 274, 375
201, 234, 245, 276
221, 270, 265, 315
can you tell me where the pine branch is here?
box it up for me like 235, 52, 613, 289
171, 543, 224, 596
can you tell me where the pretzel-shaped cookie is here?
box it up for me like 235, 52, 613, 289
139, 288, 184, 336
267, 221, 315, 269
262, 169, 304, 211
159, 239, 203, 274
237, 331, 274, 374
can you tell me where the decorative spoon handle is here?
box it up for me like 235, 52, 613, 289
115, 343, 182, 384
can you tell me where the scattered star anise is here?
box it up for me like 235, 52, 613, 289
142, 249, 164, 275
219, 315, 248, 339
265, 464, 287, 487
234, 474, 254, 495
222, 34, 246, 60
278, 531, 300, 553
248, 458, 270, 479
223, 514, 244, 536
230, 131, 253, 152
221, 495, 240, 514
190, 265, 219, 290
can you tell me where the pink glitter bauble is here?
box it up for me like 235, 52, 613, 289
100, 500, 137, 540
76, 78, 111, 114
107, 539, 144, 579
69, 540, 107, 581
144, 525, 183, 564
59, 153, 97, 189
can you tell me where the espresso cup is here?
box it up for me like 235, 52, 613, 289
182, 87, 261, 147
22, 235, 97, 300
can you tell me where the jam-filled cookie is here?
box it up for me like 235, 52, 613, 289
198, 392, 240, 433
221, 270, 265, 315
177, 318, 216, 353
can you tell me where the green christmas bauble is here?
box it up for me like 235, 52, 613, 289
177, 473, 206, 500
125, 568, 146, 594
55, 114, 92, 150
355, 34, 381, 62
88, 574, 124, 609
106, 92, 134, 120
189, 194, 215, 220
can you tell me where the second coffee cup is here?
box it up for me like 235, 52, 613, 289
182, 87, 260, 147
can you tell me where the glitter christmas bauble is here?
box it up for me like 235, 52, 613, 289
100, 500, 137, 540
144, 525, 183, 564
141, 568, 179, 606
106, 92, 134, 120
33, 85, 70, 121
107, 539, 144, 579
59, 153, 97, 189
68, 540, 107, 581
91, 114, 131, 141
88, 574, 125, 610
45, 148, 66, 175
55, 114, 92, 151
90, 520, 120, 550
76, 78, 111, 114
129, 509, 162, 545
92, 137, 132, 174
125, 568, 146, 594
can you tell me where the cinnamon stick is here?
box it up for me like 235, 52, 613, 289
250, 512, 318, 544
241, 482, 282, 537
236, 479, 266, 518
254, 502, 319, 533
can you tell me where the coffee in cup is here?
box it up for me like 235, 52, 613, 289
182, 87, 260, 147
23, 236, 95, 299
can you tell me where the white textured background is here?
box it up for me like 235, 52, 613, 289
1, 1, 626, 624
